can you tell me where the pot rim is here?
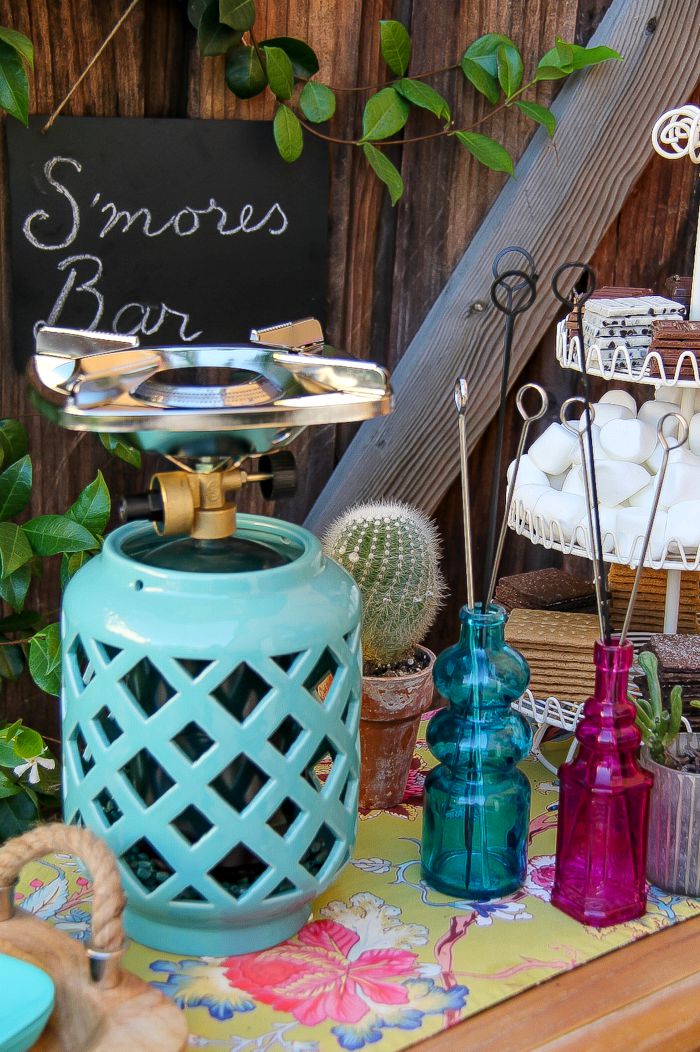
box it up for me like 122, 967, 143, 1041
641, 734, 700, 777
362, 644, 436, 687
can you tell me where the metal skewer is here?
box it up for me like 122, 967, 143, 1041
560, 397, 605, 639
619, 413, 689, 644
485, 382, 548, 609
454, 378, 475, 610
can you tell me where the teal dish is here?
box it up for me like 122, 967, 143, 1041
0, 953, 55, 1052
61, 514, 362, 956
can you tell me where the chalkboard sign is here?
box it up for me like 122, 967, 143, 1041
6, 116, 329, 369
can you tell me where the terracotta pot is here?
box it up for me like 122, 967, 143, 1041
641, 734, 700, 896
359, 645, 436, 810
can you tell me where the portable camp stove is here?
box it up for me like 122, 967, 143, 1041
30, 318, 392, 955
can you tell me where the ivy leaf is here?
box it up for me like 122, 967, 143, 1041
225, 44, 267, 99
299, 81, 336, 123
60, 550, 92, 589
497, 42, 523, 97
0, 455, 31, 521
361, 87, 410, 142
66, 471, 110, 536
28, 623, 61, 696
515, 99, 556, 138
198, 0, 242, 56
362, 143, 404, 206
14, 727, 43, 759
454, 130, 514, 176
98, 433, 142, 469
0, 790, 37, 841
395, 78, 450, 122
263, 45, 294, 100
571, 43, 622, 70
0, 523, 32, 578
259, 37, 318, 79
0, 27, 33, 70
273, 105, 303, 163
0, 40, 29, 125
0, 564, 31, 612
0, 634, 23, 681
23, 515, 97, 557
0, 419, 28, 470
219, 0, 256, 31
187, 0, 209, 27
379, 20, 411, 76
461, 56, 499, 105
536, 38, 575, 81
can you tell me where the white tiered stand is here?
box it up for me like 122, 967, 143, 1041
509, 105, 700, 771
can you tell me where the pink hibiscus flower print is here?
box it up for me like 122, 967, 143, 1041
223, 919, 417, 1025
524, 854, 556, 902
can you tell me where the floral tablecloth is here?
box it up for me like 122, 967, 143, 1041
16, 728, 700, 1052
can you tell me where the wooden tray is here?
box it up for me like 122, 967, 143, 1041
0, 823, 188, 1051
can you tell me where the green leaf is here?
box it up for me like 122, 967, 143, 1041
515, 99, 556, 138
0, 740, 19, 767
395, 78, 450, 122
273, 105, 303, 163
497, 42, 523, 97
0, 564, 31, 612
225, 44, 267, 99
67, 471, 110, 536
263, 45, 294, 100
0, 420, 28, 469
23, 515, 97, 557
536, 38, 574, 81
379, 20, 411, 76
570, 43, 623, 70
0, 523, 32, 577
299, 81, 336, 123
0, 611, 40, 633
60, 550, 92, 589
219, 0, 256, 31
187, 0, 209, 27
0, 778, 20, 800
0, 455, 31, 521
669, 684, 683, 740
98, 433, 142, 469
454, 131, 514, 176
28, 623, 61, 696
14, 727, 44, 760
362, 144, 404, 206
0, 27, 33, 70
0, 40, 28, 125
197, 0, 242, 56
460, 56, 499, 105
259, 37, 318, 79
0, 789, 38, 841
361, 87, 409, 142
639, 651, 662, 720
0, 634, 23, 682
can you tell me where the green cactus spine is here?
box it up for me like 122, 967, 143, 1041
323, 501, 445, 665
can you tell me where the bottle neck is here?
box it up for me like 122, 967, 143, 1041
592, 638, 634, 706
458, 604, 507, 650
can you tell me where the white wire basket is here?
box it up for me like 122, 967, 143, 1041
555, 320, 700, 387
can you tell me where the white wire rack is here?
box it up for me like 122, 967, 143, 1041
556, 322, 700, 387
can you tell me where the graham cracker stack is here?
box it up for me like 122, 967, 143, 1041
609, 564, 699, 634
504, 608, 600, 704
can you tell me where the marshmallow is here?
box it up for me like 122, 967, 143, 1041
666, 501, 700, 552
599, 389, 638, 416
507, 454, 548, 489
628, 482, 657, 510
638, 399, 682, 437
669, 446, 700, 467
533, 490, 587, 542
646, 443, 663, 475
599, 418, 658, 464
571, 424, 603, 465
563, 467, 585, 495
689, 413, 700, 457
587, 459, 650, 507
656, 385, 683, 405
658, 460, 700, 509
574, 505, 616, 554
512, 484, 550, 515
528, 422, 578, 475
581, 401, 634, 429
615, 507, 668, 562
548, 468, 569, 491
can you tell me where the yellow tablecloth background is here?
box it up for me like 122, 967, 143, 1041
16, 728, 700, 1052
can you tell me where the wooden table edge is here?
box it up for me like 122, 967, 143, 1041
412, 912, 700, 1051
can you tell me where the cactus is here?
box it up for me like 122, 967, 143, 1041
323, 501, 446, 666
633, 651, 683, 765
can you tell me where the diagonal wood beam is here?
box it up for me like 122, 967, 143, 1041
306, 0, 700, 534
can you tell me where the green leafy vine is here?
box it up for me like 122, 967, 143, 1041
183, 2, 622, 202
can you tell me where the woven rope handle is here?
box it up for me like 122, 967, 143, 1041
0, 822, 126, 952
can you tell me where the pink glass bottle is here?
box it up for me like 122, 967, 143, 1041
552, 638, 653, 927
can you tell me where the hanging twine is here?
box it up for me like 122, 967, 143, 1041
42, 0, 142, 133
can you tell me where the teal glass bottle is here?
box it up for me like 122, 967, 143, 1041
422, 603, 532, 899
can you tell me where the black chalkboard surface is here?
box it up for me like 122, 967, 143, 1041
6, 116, 328, 369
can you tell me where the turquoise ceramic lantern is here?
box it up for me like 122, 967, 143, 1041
31, 320, 393, 955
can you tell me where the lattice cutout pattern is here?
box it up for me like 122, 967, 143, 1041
62, 626, 360, 933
